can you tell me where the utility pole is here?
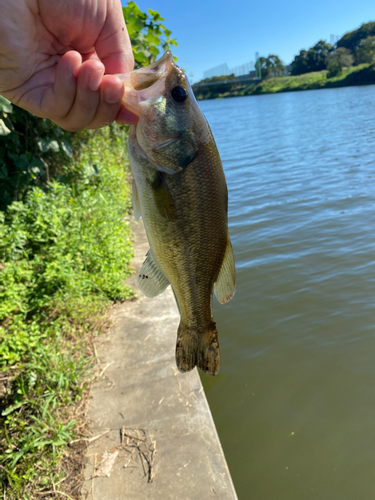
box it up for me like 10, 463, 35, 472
330, 34, 339, 46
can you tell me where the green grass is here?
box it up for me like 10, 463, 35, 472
193, 63, 375, 100
0, 125, 134, 499
247, 69, 329, 94
245, 63, 375, 95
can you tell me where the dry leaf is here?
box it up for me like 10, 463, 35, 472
93, 449, 119, 478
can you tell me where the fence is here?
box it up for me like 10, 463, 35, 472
203, 60, 255, 79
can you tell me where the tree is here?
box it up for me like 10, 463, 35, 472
123, 1, 178, 67
258, 57, 269, 79
309, 40, 333, 70
290, 50, 308, 75
337, 21, 375, 52
291, 40, 333, 75
356, 36, 375, 64
326, 47, 354, 75
259, 55, 285, 79
267, 55, 286, 77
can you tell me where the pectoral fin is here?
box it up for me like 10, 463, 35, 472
152, 132, 198, 173
132, 179, 142, 221
214, 239, 236, 304
148, 171, 176, 221
137, 250, 169, 298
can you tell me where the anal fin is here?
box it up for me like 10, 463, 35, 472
137, 250, 169, 298
214, 239, 236, 304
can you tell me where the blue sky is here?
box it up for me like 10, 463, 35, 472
121, 0, 375, 83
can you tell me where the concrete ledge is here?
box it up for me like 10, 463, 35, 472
82, 221, 238, 499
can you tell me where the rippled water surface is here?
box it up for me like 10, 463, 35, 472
199, 86, 375, 500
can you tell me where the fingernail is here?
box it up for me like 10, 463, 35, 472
89, 69, 103, 91
104, 83, 123, 104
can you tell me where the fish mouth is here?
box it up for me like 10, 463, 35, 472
118, 51, 175, 117
130, 51, 174, 91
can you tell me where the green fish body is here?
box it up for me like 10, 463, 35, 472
122, 52, 235, 375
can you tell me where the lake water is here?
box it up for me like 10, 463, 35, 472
199, 86, 375, 500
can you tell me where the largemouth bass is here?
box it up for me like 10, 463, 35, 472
120, 52, 235, 375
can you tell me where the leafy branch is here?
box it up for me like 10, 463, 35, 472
123, 1, 178, 67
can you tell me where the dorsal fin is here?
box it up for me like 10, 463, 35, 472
137, 250, 169, 298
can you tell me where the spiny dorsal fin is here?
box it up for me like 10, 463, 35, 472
132, 179, 142, 221
214, 239, 236, 304
137, 250, 169, 298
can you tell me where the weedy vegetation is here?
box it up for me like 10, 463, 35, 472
0, 117, 134, 499
246, 63, 375, 95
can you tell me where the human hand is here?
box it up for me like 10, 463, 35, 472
0, 0, 137, 131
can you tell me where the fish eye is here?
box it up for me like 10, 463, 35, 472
171, 86, 188, 103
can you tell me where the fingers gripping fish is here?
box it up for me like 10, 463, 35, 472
120, 52, 235, 376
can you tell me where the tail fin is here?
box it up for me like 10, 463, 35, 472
175, 321, 220, 376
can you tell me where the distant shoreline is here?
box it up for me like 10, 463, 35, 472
192, 63, 375, 100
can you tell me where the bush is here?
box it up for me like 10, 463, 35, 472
0, 125, 134, 498
0, 96, 77, 213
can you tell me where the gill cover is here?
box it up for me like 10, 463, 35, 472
120, 52, 204, 174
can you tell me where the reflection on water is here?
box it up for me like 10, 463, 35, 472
199, 86, 375, 500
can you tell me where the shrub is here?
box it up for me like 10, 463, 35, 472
0, 126, 134, 498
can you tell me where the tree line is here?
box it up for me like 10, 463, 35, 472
259, 21, 375, 79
